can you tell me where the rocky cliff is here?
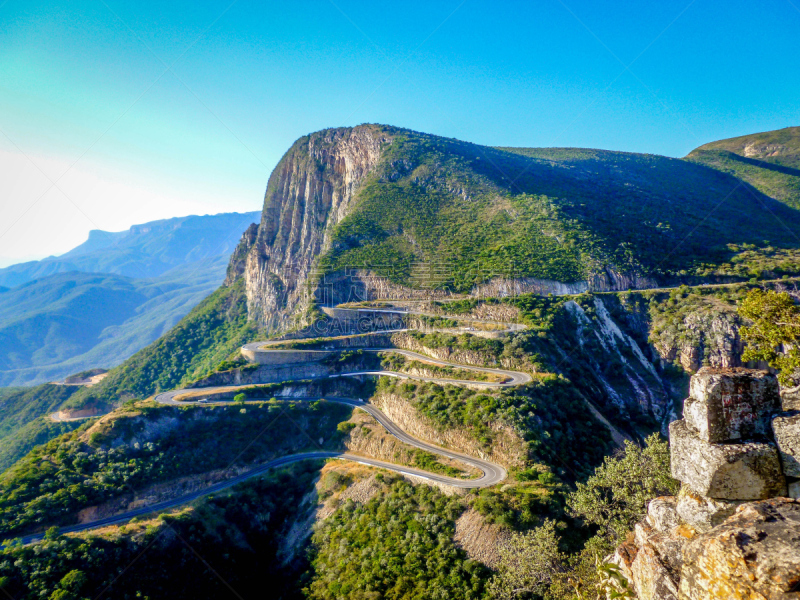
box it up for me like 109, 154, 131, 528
230, 126, 391, 330
225, 124, 800, 335
612, 367, 800, 600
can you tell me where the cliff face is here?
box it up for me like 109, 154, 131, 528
231, 126, 391, 330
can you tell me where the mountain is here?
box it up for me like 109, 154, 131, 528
689, 125, 800, 169
227, 125, 800, 330
1, 125, 799, 598
0, 212, 260, 288
686, 126, 800, 210
0, 212, 259, 386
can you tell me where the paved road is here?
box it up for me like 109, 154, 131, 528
241, 342, 531, 388
153, 395, 507, 489
18, 395, 507, 546
29, 330, 524, 543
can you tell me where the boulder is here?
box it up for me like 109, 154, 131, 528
772, 411, 800, 477
631, 542, 680, 600
669, 419, 787, 500
679, 498, 800, 600
781, 385, 800, 411
684, 367, 780, 443
646, 496, 680, 533
675, 485, 743, 533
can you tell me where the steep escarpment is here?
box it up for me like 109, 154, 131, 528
230, 125, 800, 335
233, 126, 391, 330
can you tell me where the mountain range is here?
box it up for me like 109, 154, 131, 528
0, 212, 259, 386
1, 125, 799, 599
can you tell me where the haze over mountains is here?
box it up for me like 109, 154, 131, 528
0, 212, 259, 386
1, 125, 799, 598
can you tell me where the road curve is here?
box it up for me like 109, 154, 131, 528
13, 447, 501, 546
153, 394, 507, 489
23, 337, 524, 543
241, 342, 532, 388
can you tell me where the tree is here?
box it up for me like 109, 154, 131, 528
567, 434, 677, 543
739, 288, 800, 385
233, 393, 247, 404
489, 519, 565, 599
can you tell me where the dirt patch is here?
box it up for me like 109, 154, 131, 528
453, 507, 512, 569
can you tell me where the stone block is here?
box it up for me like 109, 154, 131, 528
772, 411, 800, 477
675, 485, 743, 532
781, 384, 800, 411
679, 499, 800, 600
669, 419, 787, 500
684, 367, 780, 442
646, 496, 679, 533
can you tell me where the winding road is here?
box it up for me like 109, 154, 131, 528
22, 316, 530, 544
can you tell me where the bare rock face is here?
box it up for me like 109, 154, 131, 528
772, 411, 800, 477
789, 480, 800, 499
782, 386, 800, 411
679, 499, 800, 600
647, 496, 680, 533
685, 368, 780, 443
675, 486, 743, 533
240, 125, 391, 331
669, 419, 787, 500
631, 540, 680, 600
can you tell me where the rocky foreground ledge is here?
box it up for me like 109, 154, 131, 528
612, 367, 800, 600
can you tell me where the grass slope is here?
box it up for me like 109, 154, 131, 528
689, 125, 800, 170
686, 127, 800, 211
314, 126, 800, 292
0, 384, 85, 473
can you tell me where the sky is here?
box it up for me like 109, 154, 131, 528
1, 0, 799, 267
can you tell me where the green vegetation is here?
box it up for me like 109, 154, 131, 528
0, 462, 318, 600
305, 126, 800, 292
409, 448, 466, 478
380, 353, 501, 382
407, 331, 504, 361
472, 478, 563, 531
305, 476, 490, 599
0, 384, 85, 473
378, 376, 613, 480
687, 150, 800, 211
567, 434, 678, 543
739, 288, 800, 385
487, 435, 675, 600
689, 125, 800, 170
0, 400, 351, 537
64, 279, 261, 410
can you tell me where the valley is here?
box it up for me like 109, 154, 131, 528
2, 124, 800, 599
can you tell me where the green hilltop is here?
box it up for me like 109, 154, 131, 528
686, 126, 800, 210
317, 126, 800, 291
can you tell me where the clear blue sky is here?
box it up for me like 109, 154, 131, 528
1, 0, 799, 265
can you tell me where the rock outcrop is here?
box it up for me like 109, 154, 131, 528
612, 367, 800, 600
237, 126, 391, 331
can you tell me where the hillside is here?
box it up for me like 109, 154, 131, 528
230, 125, 800, 331
689, 125, 800, 169
0, 212, 260, 288
686, 126, 800, 210
1, 125, 799, 599
0, 212, 259, 387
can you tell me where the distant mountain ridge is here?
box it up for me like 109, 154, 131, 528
0, 211, 259, 386
0, 212, 260, 288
